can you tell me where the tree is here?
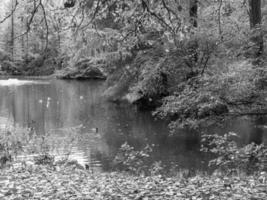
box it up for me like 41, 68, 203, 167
189, 0, 198, 63
249, 0, 262, 28
248, 0, 263, 58
10, 0, 15, 60
189, 0, 198, 28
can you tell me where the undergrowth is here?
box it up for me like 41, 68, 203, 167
0, 125, 79, 169
0, 126, 267, 199
201, 132, 267, 176
155, 60, 267, 130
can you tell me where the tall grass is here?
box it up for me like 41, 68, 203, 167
0, 125, 80, 168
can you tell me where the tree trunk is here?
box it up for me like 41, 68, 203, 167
26, 22, 29, 60
248, 0, 263, 58
21, 17, 25, 58
189, 0, 198, 64
10, 0, 14, 60
249, 0, 262, 28
189, 0, 198, 28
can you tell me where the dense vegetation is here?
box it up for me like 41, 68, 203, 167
0, 126, 267, 199
0, 3, 261, 104
1, 0, 267, 199
2, 0, 266, 129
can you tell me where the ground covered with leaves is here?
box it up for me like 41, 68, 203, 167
0, 164, 266, 200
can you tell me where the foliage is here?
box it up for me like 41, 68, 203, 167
56, 58, 107, 79
213, 61, 260, 103
0, 48, 11, 62
0, 127, 29, 168
113, 142, 153, 175
0, 125, 79, 168
201, 132, 267, 175
103, 34, 215, 107
155, 78, 228, 129
155, 60, 265, 130
33, 153, 55, 166
100, 0, 263, 116
0, 126, 267, 199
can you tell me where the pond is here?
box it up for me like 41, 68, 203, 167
0, 78, 267, 172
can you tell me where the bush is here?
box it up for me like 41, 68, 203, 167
0, 125, 80, 169
155, 78, 228, 129
0, 49, 11, 62
201, 132, 267, 175
155, 60, 264, 130
0, 128, 29, 168
1, 60, 21, 75
113, 142, 153, 175
34, 154, 55, 166
213, 61, 259, 103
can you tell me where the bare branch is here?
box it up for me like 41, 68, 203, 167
0, 0, 19, 24
141, 0, 173, 32
13, 0, 41, 40
40, 0, 49, 51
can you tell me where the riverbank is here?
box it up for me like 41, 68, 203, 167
0, 50, 56, 77
1, 47, 267, 131
100, 46, 267, 130
0, 164, 266, 200
0, 74, 56, 80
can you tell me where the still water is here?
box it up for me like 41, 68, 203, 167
0, 78, 266, 172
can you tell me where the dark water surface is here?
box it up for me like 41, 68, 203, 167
0, 78, 267, 172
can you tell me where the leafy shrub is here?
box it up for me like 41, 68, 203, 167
148, 161, 164, 176
155, 60, 264, 130
0, 125, 79, 169
201, 132, 267, 175
104, 46, 165, 99
132, 63, 168, 99
213, 61, 259, 103
113, 142, 153, 175
0, 128, 28, 168
0, 49, 11, 62
34, 154, 55, 166
155, 78, 228, 129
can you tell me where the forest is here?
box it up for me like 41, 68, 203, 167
0, 0, 267, 199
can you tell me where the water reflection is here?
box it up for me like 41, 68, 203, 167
0, 78, 267, 172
